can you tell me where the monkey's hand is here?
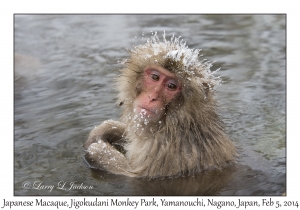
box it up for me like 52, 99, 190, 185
84, 140, 135, 177
83, 120, 126, 150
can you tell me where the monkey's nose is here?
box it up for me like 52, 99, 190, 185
148, 86, 163, 101
148, 93, 159, 101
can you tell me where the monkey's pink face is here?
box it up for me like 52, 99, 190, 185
134, 65, 181, 122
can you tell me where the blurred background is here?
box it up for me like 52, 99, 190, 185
14, 14, 285, 195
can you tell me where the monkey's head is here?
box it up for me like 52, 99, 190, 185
117, 32, 222, 132
132, 64, 182, 123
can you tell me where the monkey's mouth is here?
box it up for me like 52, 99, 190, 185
137, 106, 157, 115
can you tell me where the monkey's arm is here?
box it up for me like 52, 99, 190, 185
83, 120, 126, 150
83, 120, 136, 177
84, 140, 135, 177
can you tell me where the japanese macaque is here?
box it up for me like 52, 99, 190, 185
83, 32, 237, 178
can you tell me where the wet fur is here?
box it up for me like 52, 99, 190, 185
84, 34, 237, 178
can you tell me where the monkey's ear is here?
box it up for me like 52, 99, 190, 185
202, 82, 209, 89
119, 101, 124, 106
202, 82, 210, 96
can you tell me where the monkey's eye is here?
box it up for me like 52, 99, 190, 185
167, 83, 177, 90
151, 73, 160, 81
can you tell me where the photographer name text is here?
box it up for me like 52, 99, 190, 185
22, 181, 93, 192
